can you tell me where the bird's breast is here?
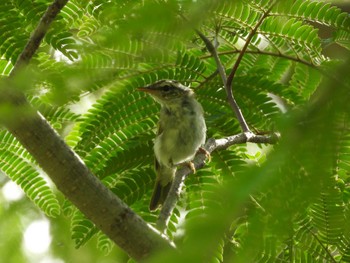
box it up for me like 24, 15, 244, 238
154, 100, 206, 167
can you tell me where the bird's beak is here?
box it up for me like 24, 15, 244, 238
137, 87, 156, 94
137, 87, 149, 92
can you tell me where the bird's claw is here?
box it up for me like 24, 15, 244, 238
177, 148, 211, 174
179, 161, 196, 174
198, 147, 211, 162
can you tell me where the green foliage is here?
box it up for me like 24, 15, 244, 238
0, 0, 349, 262
0, 131, 60, 217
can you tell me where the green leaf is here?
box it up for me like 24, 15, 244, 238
0, 131, 60, 217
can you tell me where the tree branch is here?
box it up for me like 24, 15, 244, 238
10, 0, 69, 77
199, 49, 317, 69
157, 132, 280, 231
226, 4, 275, 88
2, 0, 174, 260
178, 9, 250, 132
3, 110, 174, 259
196, 30, 227, 84
226, 3, 275, 132
196, 31, 251, 133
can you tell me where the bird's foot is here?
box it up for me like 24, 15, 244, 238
198, 147, 211, 162
179, 161, 196, 174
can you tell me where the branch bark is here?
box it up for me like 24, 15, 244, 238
2, 0, 174, 260
157, 132, 279, 231
3, 107, 173, 260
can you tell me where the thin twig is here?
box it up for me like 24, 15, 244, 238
224, 3, 276, 132
180, 12, 250, 131
200, 49, 317, 69
10, 0, 69, 77
196, 31, 251, 132
196, 30, 227, 84
156, 132, 280, 231
196, 70, 219, 89
226, 3, 275, 88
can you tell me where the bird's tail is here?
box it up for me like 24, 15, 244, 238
149, 180, 172, 211
149, 165, 175, 211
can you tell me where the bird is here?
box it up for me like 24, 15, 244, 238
138, 80, 207, 211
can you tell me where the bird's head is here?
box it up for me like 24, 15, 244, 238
138, 80, 193, 105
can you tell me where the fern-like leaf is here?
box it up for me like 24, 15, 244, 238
0, 131, 60, 217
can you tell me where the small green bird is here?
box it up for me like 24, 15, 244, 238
138, 80, 207, 211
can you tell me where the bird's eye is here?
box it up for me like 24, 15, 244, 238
162, 85, 171, 92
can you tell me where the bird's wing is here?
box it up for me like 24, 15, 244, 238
149, 118, 175, 211
154, 119, 164, 172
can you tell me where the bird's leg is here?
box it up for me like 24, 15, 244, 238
198, 147, 211, 162
177, 148, 211, 174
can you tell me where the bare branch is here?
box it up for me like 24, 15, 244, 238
226, 4, 275, 88
10, 0, 69, 77
200, 49, 318, 69
196, 30, 227, 84
157, 132, 280, 231
226, 3, 276, 132
196, 31, 251, 133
